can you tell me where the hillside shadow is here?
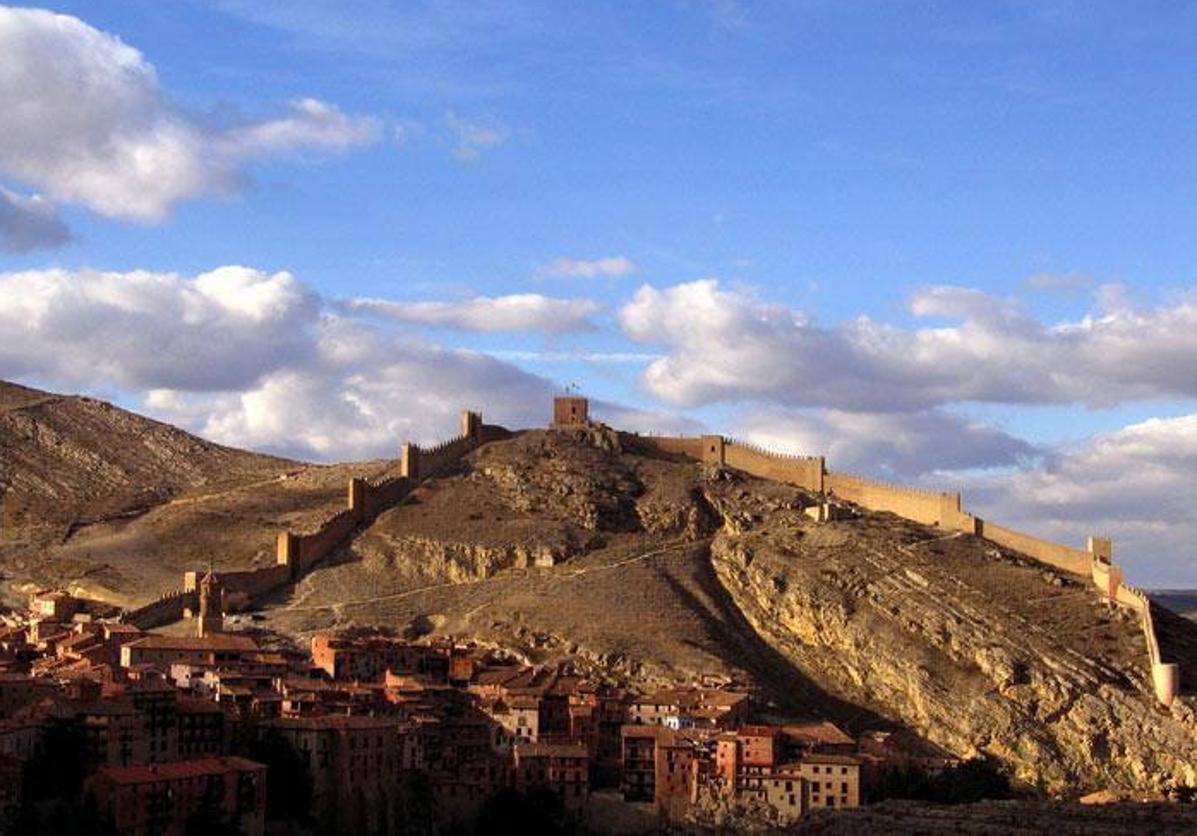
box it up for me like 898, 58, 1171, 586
654, 541, 902, 735
1152, 601, 1197, 693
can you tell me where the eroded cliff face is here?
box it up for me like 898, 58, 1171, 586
700, 474, 1197, 794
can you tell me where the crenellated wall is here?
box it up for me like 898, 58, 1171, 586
629, 429, 1181, 706
970, 519, 1093, 577
121, 588, 196, 629
207, 565, 291, 599
824, 471, 959, 527
632, 434, 824, 491
640, 436, 705, 459
171, 410, 486, 623
357, 476, 410, 519
399, 412, 484, 481
725, 439, 824, 492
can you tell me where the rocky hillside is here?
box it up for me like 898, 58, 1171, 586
257, 425, 1197, 796
0, 380, 384, 606
0, 380, 289, 534
1, 386, 1193, 795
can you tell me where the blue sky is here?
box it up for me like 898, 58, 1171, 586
2, 1, 1197, 585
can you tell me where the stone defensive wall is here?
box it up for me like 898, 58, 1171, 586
633, 431, 1181, 707
724, 438, 825, 493
173, 410, 488, 617
971, 519, 1093, 577
121, 587, 197, 630
823, 471, 966, 529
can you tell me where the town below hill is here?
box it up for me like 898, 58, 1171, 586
1, 383, 1195, 833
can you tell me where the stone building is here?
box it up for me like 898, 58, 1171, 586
260, 715, 403, 834
551, 396, 589, 427
513, 742, 590, 811
85, 756, 266, 836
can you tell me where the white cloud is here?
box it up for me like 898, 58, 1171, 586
950, 414, 1197, 587
0, 187, 70, 252
620, 278, 1197, 412
0, 266, 320, 391
344, 294, 599, 333
0, 264, 558, 461
736, 407, 1037, 478
219, 98, 380, 157
539, 256, 637, 280
145, 322, 555, 461
0, 7, 377, 222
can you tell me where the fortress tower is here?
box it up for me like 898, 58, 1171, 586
196, 568, 224, 638
552, 396, 589, 428
460, 409, 483, 441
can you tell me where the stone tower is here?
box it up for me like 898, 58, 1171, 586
197, 567, 224, 638
552, 396, 589, 428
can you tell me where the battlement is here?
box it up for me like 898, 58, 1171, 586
153, 393, 1179, 707
627, 417, 1178, 705
172, 408, 484, 631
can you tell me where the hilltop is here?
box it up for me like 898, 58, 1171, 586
253, 423, 1196, 796
0, 380, 388, 606
0, 383, 1194, 797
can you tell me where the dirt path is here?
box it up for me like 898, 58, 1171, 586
161, 469, 308, 509
279, 539, 695, 614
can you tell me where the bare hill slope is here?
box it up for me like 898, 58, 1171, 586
0, 380, 387, 605
255, 425, 1197, 796
1, 387, 1194, 795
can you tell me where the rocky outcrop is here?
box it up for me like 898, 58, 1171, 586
368, 534, 567, 582
473, 426, 643, 531
705, 490, 1197, 795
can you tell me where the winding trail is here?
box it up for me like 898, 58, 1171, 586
278, 539, 695, 614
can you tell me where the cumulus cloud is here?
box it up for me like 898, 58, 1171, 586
0, 7, 377, 222
949, 414, 1197, 587
0, 264, 560, 461
344, 294, 599, 333
620, 278, 1197, 412
735, 407, 1037, 478
539, 256, 638, 280
0, 266, 320, 391
148, 326, 555, 461
0, 187, 70, 252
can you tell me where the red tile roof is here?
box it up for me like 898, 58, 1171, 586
124, 634, 259, 652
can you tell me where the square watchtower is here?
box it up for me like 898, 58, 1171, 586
552, 396, 589, 428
